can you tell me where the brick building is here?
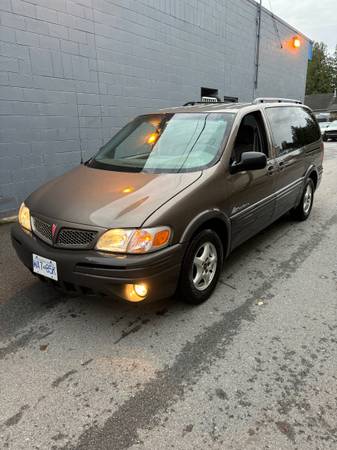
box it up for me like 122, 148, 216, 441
0, 0, 311, 217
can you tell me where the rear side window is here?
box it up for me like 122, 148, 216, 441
265, 106, 320, 156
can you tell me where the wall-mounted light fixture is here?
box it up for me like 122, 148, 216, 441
292, 36, 301, 49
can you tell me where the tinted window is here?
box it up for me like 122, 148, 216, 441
266, 107, 320, 156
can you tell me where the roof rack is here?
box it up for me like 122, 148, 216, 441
184, 96, 220, 106
253, 97, 302, 104
184, 95, 239, 106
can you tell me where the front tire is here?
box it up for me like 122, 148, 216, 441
290, 179, 314, 221
177, 229, 223, 305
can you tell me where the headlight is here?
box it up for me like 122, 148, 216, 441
18, 203, 32, 231
96, 226, 171, 254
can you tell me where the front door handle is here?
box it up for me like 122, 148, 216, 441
267, 164, 275, 175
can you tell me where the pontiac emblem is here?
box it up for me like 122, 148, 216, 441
51, 224, 57, 239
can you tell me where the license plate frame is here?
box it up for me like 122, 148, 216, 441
32, 254, 58, 281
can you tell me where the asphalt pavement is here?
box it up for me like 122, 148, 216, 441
0, 142, 337, 450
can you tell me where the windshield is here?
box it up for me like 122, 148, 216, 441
88, 113, 234, 173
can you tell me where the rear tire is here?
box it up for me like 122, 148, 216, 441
177, 229, 223, 305
290, 179, 314, 221
322, 135, 327, 142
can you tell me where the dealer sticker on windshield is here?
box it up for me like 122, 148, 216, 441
32, 254, 58, 281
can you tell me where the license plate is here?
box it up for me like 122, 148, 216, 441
32, 254, 58, 281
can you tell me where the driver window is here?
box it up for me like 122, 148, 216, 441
231, 112, 268, 164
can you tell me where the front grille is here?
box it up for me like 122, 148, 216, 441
31, 216, 97, 249
57, 228, 97, 248
32, 216, 52, 244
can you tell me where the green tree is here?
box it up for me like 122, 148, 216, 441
330, 45, 337, 92
305, 42, 335, 94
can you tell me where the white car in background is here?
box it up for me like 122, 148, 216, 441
319, 121, 330, 133
322, 120, 337, 141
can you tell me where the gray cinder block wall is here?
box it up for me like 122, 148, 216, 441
0, 0, 310, 218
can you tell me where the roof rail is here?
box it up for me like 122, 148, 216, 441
184, 101, 206, 106
253, 97, 302, 104
183, 101, 225, 106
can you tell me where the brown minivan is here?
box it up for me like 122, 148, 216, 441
12, 98, 323, 304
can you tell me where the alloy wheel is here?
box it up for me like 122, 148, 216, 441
303, 183, 313, 214
192, 241, 218, 291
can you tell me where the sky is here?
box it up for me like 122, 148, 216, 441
265, 0, 337, 54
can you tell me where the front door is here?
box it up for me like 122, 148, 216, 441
228, 111, 277, 249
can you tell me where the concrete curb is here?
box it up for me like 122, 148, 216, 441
0, 215, 17, 225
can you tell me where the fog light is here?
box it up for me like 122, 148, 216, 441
134, 283, 148, 297
125, 283, 148, 302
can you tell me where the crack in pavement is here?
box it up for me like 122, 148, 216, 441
2, 405, 30, 428
51, 370, 78, 388
64, 212, 337, 450
0, 325, 53, 360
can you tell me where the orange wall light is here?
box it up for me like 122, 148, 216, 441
292, 36, 301, 49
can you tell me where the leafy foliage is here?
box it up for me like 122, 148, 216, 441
306, 42, 337, 95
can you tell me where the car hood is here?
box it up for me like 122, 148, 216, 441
26, 165, 202, 228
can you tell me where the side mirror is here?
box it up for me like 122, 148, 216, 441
230, 151, 267, 174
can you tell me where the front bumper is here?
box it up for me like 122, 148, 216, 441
11, 223, 185, 302
324, 131, 337, 139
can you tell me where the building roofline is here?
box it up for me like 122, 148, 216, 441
246, 0, 312, 43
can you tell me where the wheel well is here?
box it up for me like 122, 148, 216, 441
309, 171, 318, 190
192, 218, 229, 257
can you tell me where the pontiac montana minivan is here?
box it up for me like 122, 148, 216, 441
12, 98, 323, 304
